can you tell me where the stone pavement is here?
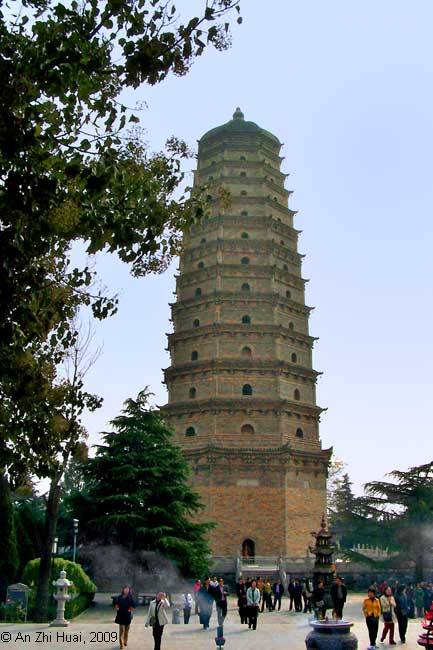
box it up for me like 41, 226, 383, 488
0, 593, 421, 649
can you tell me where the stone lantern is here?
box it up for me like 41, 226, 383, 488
50, 570, 73, 627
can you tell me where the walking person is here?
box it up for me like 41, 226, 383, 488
246, 579, 261, 630
214, 577, 229, 626
288, 579, 295, 611
362, 586, 381, 650
262, 578, 272, 611
182, 592, 193, 624
379, 586, 397, 645
312, 580, 326, 620
330, 576, 347, 620
114, 585, 136, 649
236, 578, 248, 624
272, 579, 285, 611
145, 592, 170, 650
193, 579, 201, 616
197, 578, 213, 629
415, 583, 425, 618
394, 584, 409, 644
294, 579, 303, 612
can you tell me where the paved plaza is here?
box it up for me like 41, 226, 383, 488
0, 593, 421, 649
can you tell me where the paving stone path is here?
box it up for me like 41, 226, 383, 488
0, 593, 421, 649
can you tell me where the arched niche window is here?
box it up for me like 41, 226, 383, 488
241, 257, 250, 265
296, 427, 304, 438
291, 352, 297, 363
294, 388, 300, 401
242, 538, 255, 558
241, 190, 247, 196
241, 232, 249, 239
273, 197, 278, 202
185, 426, 196, 437
240, 156, 246, 161
195, 287, 202, 297
241, 283, 250, 292
242, 384, 253, 396
240, 171, 246, 177
200, 237, 206, 244
286, 290, 291, 299
241, 424, 255, 434
193, 319, 200, 328
198, 261, 204, 269
280, 240, 285, 246
191, 351, 198, 361
242, 346, 252, 357
289, 322, 294, 330
283, 264, 288, 271
241, 315, 251, 324
189, 387, 196, 399
241, 210, 248, 216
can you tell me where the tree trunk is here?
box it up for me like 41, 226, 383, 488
415, 550, 424, 583
33, 480, 61, 622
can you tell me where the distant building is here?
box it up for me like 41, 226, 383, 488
162, 108, 331, 558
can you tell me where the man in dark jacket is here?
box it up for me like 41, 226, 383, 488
272, 579, 285, 611
330, 576, 347, 620
214, 577, 229, 626
294, 579, 303, 612
288, 580, 295, 610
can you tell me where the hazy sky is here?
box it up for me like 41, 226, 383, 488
79, 0, 433, 495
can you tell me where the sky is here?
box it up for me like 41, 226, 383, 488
78, 0, 433, 495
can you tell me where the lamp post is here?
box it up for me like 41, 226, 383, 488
51, 536, 59, 585
72, 519, 79, 563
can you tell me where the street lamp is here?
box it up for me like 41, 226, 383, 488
51, 536, 59, 583
72, 519, 79, 564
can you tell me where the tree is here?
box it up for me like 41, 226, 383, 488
69, 390, 213, 577
0, 475, 19, 602
362, 461, 433, 580
1, 0, 242, 478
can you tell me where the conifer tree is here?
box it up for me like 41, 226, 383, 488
70, 391, 213, 576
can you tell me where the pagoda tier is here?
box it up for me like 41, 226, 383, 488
162, 108, 331, 558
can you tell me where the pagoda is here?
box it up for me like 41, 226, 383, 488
162, 108, 331, 558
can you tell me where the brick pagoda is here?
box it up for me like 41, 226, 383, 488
162, 108, 331, 558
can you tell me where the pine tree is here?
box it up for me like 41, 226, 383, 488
363, 461, 433, 580
0, 475, 19, 601
71, 390, 213, 576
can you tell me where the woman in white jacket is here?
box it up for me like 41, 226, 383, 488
146, 592, 170, 650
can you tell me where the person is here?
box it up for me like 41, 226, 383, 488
362, 586, 381, 650
262, 578, 272, 612
193, 579, 201, 616
394, 584, 408, 644
294, 579, 303, 612
288, 579, 295, 611
406, 583, 415, 618
236, 578, 248, 624
272, 579, 285, 611
379, 586, 396, 645
197, 578, 213, 629
114, 585, 136, 649
246, 579, 261, 630
209, 575, 219, 599
182, 592, 193, 624
302, 578, 313, 613
312, 580, 326, 620
145, 591, 170, 650
214, 577, 229, 626
415, 583, 425, 618
330, 576, 347, 620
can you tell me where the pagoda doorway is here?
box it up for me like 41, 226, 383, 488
241, 538, 255, 558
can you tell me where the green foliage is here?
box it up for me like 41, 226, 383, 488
0, 476, 19, 600
69, 390, 213, 577
0, 602, 26, 623
13, 494, 45, 577
362, 461, 433, 579
22, 558, 96, 597
0, 0, 242, 482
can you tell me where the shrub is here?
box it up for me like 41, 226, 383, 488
22, 558, 96, 620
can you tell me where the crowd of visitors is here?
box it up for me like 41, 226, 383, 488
362, 580, 433, 649
113, 577, 433, 649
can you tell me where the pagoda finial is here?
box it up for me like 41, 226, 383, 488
232, 107, 244, 120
